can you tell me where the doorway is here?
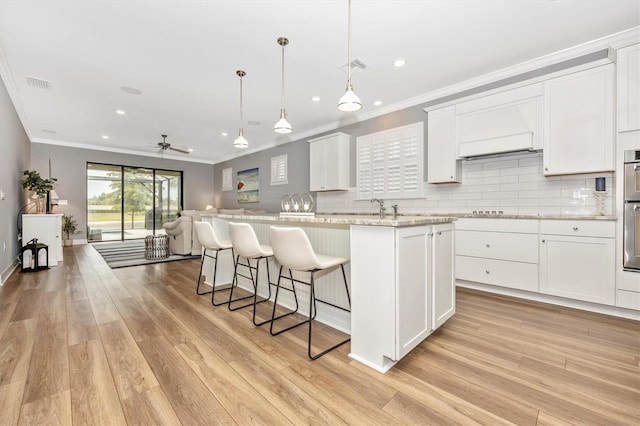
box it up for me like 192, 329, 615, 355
87, 163, 183, 242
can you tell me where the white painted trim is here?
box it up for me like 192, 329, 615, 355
0, 260, 18, 286
72, 239, 88, 245
0, 36, 33, 141
31, 139, 215, 165
456, 280, 640, 321
348, 353, 395, 374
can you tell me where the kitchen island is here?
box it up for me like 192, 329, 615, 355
200, 213, 457, 372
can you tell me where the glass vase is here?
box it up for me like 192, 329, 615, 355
35, 196, 46, 214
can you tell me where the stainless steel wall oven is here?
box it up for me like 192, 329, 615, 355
624, 149, 640, 271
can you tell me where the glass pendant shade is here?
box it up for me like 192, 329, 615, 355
234, 70, 248, 148
233, 130, 248, 148
338, 84, 362, 112
338, 0, 361, 112
274, 109, 292, 134
274, 37, 292, 134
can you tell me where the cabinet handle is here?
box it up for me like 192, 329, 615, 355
450, 176, 453, 179
485, 270, 490, 274
542, 239, 546, 243
437, 231, 442, 236
485, 243, 490, 248
544, 167, 548, 171
572, 227, 578, 231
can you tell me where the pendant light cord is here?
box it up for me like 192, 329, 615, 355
281, 43, 286, 109
239, 75, 244, 132
347, 0, 352, 87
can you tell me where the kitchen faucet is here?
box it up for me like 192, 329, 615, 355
371, 198, 386, 218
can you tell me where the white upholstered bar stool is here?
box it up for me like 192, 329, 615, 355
193, 221, 234, 306
268, 226, 351, 360
227, 222, 274, 325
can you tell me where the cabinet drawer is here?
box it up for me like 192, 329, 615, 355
540, 220, 615, 238
616, 290, 640, 311
455, 218, 538, 233
456, 255, 539, 292
456, 230, 538, 263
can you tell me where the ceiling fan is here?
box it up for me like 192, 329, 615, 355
157, 134, 192, 154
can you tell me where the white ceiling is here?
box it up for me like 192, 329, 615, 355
0, 1, 638, 164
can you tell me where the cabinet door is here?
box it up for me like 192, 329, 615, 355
427, 106, 461, 183
539, 234, 615, 305
396, 226, 430, 359
22, 214, 63, 265
432, 223, 455, 329
309, 141, 325, 191
617, 44, 640, 132
543, 65, 615, 175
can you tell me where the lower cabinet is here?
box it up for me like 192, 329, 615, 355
22, 214, 64, 266
539, 220, 616, 305
350, 222, 455, 373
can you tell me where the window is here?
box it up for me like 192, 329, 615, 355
270, 154, 288, 185
356, 122, 424, 199
222, 167, 232, 191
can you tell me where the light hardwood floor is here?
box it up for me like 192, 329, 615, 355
0, 244, 638, 425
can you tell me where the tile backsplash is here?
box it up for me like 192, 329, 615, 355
316, 151, 615, 216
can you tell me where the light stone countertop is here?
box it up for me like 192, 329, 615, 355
203, 213, 456, 227
203, 212, 616, 226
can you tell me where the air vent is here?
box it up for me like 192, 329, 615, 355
26, 76, 51, 90
340, 58, 368, 74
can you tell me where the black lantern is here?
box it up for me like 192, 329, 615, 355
20, 238, 49, 272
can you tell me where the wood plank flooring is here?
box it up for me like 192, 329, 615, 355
0, 244, 638, 425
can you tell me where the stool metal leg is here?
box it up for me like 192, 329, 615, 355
228, 255, 269, 311
196, 249, 212, 295
252, 257, 274, 326
199, 247, 235, 306
269, 266, 305, 336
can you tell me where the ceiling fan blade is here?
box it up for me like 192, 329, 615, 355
168, 146, 192, 154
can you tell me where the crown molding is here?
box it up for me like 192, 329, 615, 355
31, 138, 215, 165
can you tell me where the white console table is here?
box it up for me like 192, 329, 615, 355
22, 214, 63, 266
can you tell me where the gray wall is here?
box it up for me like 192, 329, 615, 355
212, 50, 610, 209
0, 76, 31, 282
31, 144, 215, 241
214, 140, 309, 213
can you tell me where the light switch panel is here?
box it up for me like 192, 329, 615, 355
0, 189, 5, 200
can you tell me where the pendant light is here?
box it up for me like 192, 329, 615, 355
234, 70, 249, 149
274, 37, 292, 134
338, 0, 362, 112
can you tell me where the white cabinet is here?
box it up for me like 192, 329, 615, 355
350, 222, 455, 372
543, 64, 615, 175
617, 43, 640, 132
309, 132, 351, 191
456, 83, 543, 158
426, 106, 461, 183
22, 214, 63, 266
431, 223, 455, 329
539, 220, 616, 306
455, 218, 539, 292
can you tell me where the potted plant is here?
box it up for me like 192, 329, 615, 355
62, 214, 79, 246
21, 170, 57, 213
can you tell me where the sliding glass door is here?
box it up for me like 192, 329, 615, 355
87, 163, 183, 242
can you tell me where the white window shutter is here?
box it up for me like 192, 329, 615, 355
270, 154, 288, 185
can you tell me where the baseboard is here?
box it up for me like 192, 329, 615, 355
456, 280, 640, 321
0, 259, 18, 286
73, 239, 88, 245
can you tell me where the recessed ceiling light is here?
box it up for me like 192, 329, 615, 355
393, 59, 406, 67
311, 96, 321, 102
221, 132, 228, 137
102, 135, 110, 140
41, 129, 57, 134
115, 109, 126, 115
248, 120, 261, 126
120, 86, 142, 95
373, 100, 382, 106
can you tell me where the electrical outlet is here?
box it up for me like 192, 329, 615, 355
0, 189, 5, 200
2, 242, 5, 252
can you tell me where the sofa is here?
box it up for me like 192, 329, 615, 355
162, 208, 218, 255
162, 207, 267, 255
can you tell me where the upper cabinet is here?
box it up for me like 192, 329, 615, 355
309, 132, 351, 191
456, 83, 543, 158
542, 64, 615, 175
617, 43, 640, 132
427, 106, 461, 183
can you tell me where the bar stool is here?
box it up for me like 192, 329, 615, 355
193, 221, 234, 306
227, 222, 274, 325
268, 226, 351, 360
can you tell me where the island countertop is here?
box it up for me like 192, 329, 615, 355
203, 213, 457, 227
